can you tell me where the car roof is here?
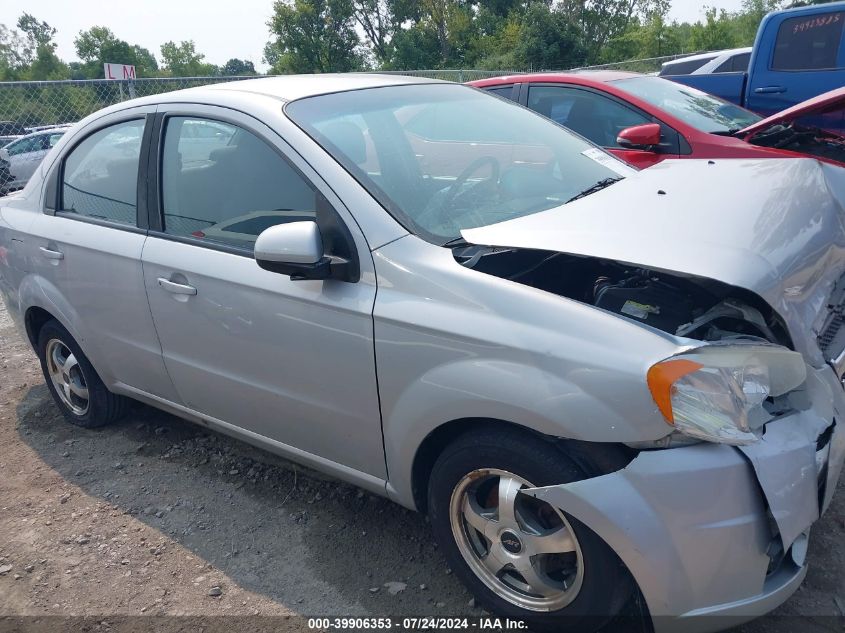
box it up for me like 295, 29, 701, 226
470, 70, 641, 86
661, 52, 720, 67
156, 73, 445, 104
16, 127, 71, 139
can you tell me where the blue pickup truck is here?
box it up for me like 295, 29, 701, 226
669, 2, 845, 117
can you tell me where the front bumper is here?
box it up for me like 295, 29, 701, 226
525, 364, 845, 633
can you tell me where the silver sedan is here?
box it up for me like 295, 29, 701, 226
0, 74, 843, 632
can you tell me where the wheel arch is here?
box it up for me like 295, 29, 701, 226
410, 418, 636, 514
24, 305, 55, 348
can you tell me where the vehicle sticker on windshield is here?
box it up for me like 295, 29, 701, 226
581, 147, 632, 176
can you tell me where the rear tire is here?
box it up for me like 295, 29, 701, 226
36, 319, 128, 428
428, 427, 631, 632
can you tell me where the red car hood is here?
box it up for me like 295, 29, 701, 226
739, 86, 845, 136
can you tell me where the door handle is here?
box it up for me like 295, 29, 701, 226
39, 246, 64, 260
157, 277, 197, 295
753, 86, 786, 94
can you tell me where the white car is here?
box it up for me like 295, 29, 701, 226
0, 127, 70, 194
659, 47, 752, 76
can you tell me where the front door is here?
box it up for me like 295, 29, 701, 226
140, 106, 385, 478
524, 84, 678, 169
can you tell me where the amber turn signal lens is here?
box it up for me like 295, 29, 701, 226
647, 359, 703, 423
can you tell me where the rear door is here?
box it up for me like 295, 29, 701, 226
30, 107, 180, 402
750, 7, 845, 116
140, 104, 385, 478
523, 84, 681, 169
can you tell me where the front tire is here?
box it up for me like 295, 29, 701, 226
428, 428, 631, 632
36, 319, 128, 428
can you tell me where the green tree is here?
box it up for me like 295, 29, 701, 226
221, 58, 257, 75
160, 40, 218, 76
513, 2, 586, 70
0, 27, 27, 80
264, 0, 363, 73
559, 0, 670, 63
13, 14, 68, 80
388, 23, 443, 69
352, 0, 397, 66
734, 0, 782, 42
689, 7, 737, 50
74, 26, 158, 77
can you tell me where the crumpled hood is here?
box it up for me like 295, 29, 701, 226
463, 158, 845, 367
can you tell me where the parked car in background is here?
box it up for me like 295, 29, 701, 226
0, 127, 70, 194
0, 120, 26, 148
667, 2, 845, 116
471, 72, 845, 169
1, 75, 844, 633
659, 47, 752, 76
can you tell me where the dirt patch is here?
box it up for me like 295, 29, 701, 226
0, 299, 843, 632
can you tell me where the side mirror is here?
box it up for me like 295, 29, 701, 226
255, 221, 332, 280
616, 123, 662, 150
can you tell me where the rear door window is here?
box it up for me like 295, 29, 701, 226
772, 11, 845, 70
61, 119, 144, 225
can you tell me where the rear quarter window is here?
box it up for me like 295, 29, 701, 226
658, 56, 715, 76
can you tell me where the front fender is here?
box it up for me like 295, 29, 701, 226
526, 442, 772, 623
373, 237, 688, 509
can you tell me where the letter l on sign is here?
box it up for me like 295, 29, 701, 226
104, 63, 136, 80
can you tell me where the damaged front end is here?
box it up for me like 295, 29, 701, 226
453, 158, 845, 629
451, 247, 845, 629
524, 371, 845, 631
454, 245, 812, 447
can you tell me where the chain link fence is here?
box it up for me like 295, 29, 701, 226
572, 51, 706, 74
0, 55, 703, 133
0, 70, 516, 132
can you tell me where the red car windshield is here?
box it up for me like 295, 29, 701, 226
614, 76, 761, 134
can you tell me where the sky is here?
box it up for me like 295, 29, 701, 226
2, 0, 747, 72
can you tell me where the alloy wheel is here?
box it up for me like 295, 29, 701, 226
45, 338, 89, 416
449, 468, 584, 612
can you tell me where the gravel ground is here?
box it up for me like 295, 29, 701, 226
0, 298, 844, 632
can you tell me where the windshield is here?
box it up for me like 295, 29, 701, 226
614, 76, 761, 134
285, 84, 631, 244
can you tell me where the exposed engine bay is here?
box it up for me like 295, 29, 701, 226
456, 246, 793, 347
747, 123, 845, 164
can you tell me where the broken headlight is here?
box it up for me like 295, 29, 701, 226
647, 344, 806, 445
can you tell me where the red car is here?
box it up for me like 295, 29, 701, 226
469, 71, 845, 170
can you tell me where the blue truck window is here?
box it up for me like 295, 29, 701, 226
772, 11, 845, 71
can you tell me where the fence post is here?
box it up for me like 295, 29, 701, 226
127, 78, 137, 99
458, 69, 463, 82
